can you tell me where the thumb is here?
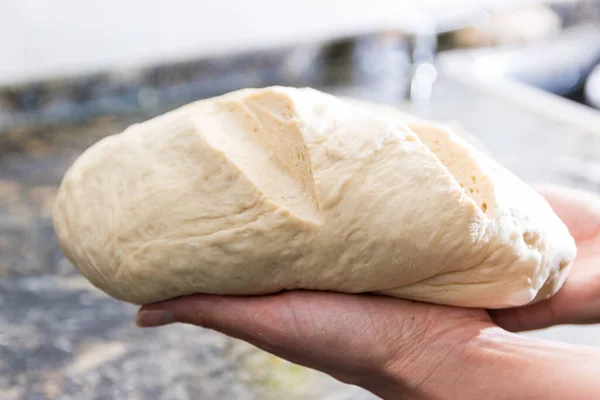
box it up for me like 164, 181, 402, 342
536, 184, 600, 243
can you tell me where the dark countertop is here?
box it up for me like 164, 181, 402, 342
1, 73, 599, 400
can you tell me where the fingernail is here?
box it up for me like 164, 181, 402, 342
135, 308, 175, 327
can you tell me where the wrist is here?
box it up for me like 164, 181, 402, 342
467, 328, 600, 399
365, 326, 600, 400
357, 325, 487, 399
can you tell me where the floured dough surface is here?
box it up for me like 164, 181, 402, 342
53, 87, 576, 308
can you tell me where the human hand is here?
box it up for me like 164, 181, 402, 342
137, 290, 495, 398
490, 185, 600, 331
135, 185, 600, 399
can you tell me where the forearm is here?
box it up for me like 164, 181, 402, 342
458, 328, 600, 399
366, 327, 600, 400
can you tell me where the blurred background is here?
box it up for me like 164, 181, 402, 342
1, 0, 600, 399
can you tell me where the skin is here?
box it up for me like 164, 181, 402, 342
136, 185, 600, 399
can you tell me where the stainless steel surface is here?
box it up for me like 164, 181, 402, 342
438, 24, 600, 97
550, 0, 600, 27
586, 64, 600, 108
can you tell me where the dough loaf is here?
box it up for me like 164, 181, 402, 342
53, 87, 576, 308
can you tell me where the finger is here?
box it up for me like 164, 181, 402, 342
488, 295, 565, 332
137, 292, 304, 348
489, 263, 600, 331
536, 184, 600, 243
494, 185, 600, 332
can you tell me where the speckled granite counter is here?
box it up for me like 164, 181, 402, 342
1, 73, 599, 400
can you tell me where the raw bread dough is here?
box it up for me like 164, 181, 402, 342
53, 87, 576, 308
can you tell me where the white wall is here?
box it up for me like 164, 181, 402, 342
0, 0, 544, 85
